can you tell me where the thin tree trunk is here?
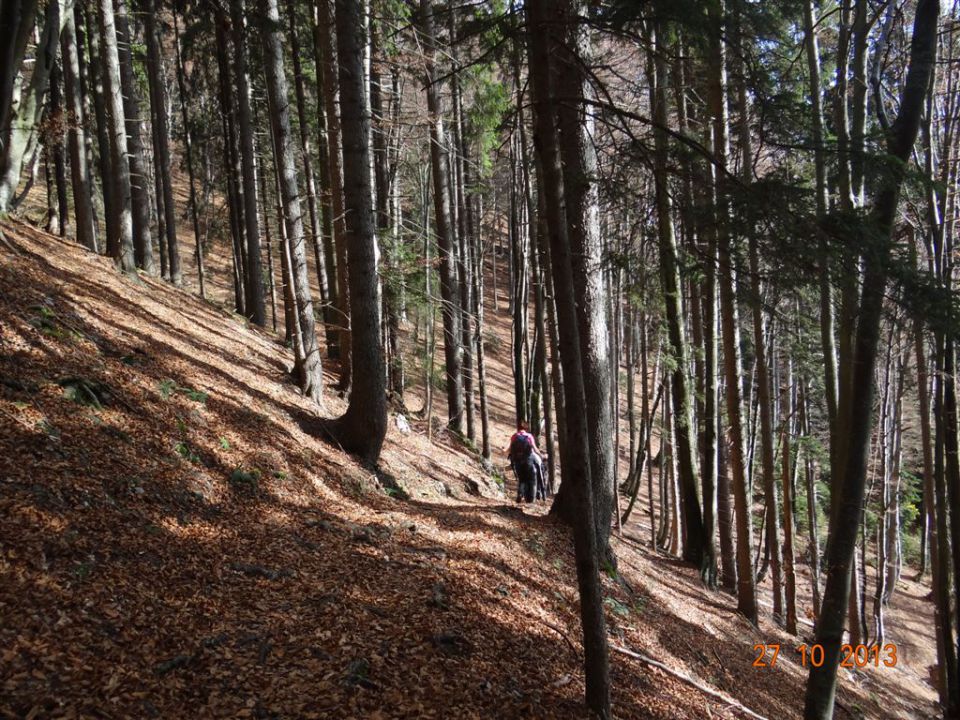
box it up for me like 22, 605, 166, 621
804, 2, 938, 714
474, 195, 491, 461
214, 7, 246, 314
748, 246, 784, 622
717, 404, 737, 592
509, 139, 527, 425
782, 361, 798, 635
60, 7, 97, 251
317, 0, 351, 385
48, 60, 69, 237
261, 0, 323, 404
83, 1, 113, 252
115, 0, 155, 275
287, 0, 328, 308
803, 0, 839, 465
311, 3, 340, 359
259, 160, 278, 333
452, 17, 475, 443
0, 0, 71, 213
916, 283, 955, 708
799, 377, 822, 620
228, 0, 266, 326
97, 0, 135, 273
647, 20, 710, 581
172, 10, 204, 296
709, 0, 756, 623
420, 0, 464, 433
144, 0, 180, 285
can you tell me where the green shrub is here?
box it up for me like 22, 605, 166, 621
229, 467, 261, 491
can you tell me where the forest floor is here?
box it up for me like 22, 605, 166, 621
0, 217, 939, 719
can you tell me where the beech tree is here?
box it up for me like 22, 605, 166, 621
3, 0, 957, 716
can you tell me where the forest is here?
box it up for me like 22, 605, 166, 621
0, 0, 956, 717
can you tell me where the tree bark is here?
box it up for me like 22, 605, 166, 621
287, 0, 329, 310
419, 0, 464, 433
60, 7, 97, 251
708, 0, 756, 622
228, 0, 266, 326
96, 0, 135, 273
115, 0, 155, 275
804, 2, 939, 715
261, 0, 324, 404
0, 0, 40, 172
214, 7, 246, 314
0, 0, 71, 213
172, 10, 204, 296
48, 59, 69, 237
647, 22, 711, 580
84, 0, 113, 253
143, 0, 180, 285
319, 0, 387, 462
316, 0, 351, 385
528, 0, 610, 714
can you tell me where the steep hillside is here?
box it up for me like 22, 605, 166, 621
0, 219, 937, 719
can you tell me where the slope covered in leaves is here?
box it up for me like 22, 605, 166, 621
0, 220, 937, 719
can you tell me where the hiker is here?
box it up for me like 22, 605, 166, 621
506, 421, 542, 503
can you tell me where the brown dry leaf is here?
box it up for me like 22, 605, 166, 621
0, 219, 938, 720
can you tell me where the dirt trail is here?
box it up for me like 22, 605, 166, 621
0, 219, 937, 718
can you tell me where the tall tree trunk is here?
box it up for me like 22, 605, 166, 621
115, 0, 155, 275
143, 0, 180, 285
803, 0, 839, 462
540, 1, 616, 565
261, 0, 323, 404
781, 362, 798, 635
452, 15, 475, 443
528, 0, 610, 714
48, 60, 69, 237
717, 406, 737, 592
60, 7, 97, 251
263, 98, 295, 343
0, 0, 71, 213
748, 247, 784, 621
799, 377, 822, 620
371, 23, 403, 399
84, 0, 113, 253
736, 8, 784, 617
172, 10, 204, 296
648, 21, 710, 581
287, 0, 328, 309
709, 0, 756, 622
419, 0, 464, 433
804, 2, 939, 715
214, 7, 246, 314
474, 192, 492, 461
916, 278, 955, 709
420, 0, 463, 433
97, 0, 135, 273
319, 0, 387, 462
228, 0, 266, 325
259, 158, 279, 333
509, 140, 528, 424
0, 0, 40, 179
316, 0, 351, 385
